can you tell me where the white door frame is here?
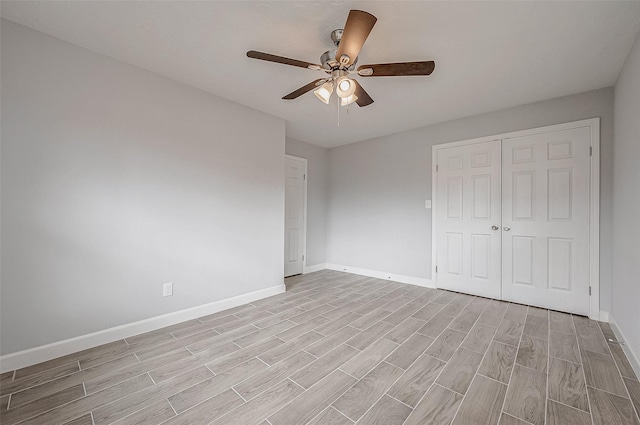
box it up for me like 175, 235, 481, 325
431, 118, 600, 319
285, 154, 308, 275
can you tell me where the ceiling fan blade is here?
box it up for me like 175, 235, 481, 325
353, 80, 374, 107
247, 50, 322, 70
335, 10, 377, 66
282, 79, 325, 100
357, 61, 436, 77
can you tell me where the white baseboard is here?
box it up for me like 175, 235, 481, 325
608, 313, 640, 380
325, 263, 434, 288
599, 311, 610, 322
0, 284, 286, 373
303, 263, 326, 274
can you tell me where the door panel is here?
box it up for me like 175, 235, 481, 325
512, 236, 534, 285
471, 234, 491, 279
513, 171, 535, 220
436, 140, 502, 298
501, 127, 591, 315
285, 157, 305, 277
472, 175, 491, 219
446, 177, 463, 218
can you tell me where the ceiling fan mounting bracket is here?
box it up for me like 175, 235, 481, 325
330, 29, 343, 47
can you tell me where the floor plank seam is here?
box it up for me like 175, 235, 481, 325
337, 368, 359, 382
385, 392, 415, 409
475, 372, 510, 386
166, 397, 178, 416
256, 356, 272, 368
551, 396, 593, 414
516, 361, 550, 375
231, 387, 248, 402
329, 406, 354, 424
549, 353, 582, 366
332, 404, 359, 423
503, 411, 536, 425
585, 384, 633, 400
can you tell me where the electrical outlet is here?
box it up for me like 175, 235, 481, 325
425, 200, 432, 209
163, 282, 173, 297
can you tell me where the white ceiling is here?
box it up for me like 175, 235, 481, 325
2, 1, 640, 148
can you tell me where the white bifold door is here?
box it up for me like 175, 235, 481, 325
436, 126, 592, 315
284, 156, 306, 277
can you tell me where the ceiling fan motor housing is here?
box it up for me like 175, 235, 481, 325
320, 49, 340, 70
320, 29, 358, 70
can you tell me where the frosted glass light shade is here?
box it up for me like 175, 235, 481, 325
340, 94, 358, 106
314, 82, 333, 104
335, 76, 356, 98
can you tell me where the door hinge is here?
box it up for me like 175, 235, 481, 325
436, 164, 439, 172
302, 255, 305, 261
303, 174, 306, 180
435, 266, 438, 273
589, 146, 593, 156
589, 286, 592, 296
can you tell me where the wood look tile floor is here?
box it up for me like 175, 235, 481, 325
1, 270, 639, 425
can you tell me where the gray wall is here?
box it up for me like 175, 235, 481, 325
285, 138, 329, 268
326, 87, 614, 312
1, 21, 286, 355
612, 32, 640, 358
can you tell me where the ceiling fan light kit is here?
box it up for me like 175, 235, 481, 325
247, 9, 435, 108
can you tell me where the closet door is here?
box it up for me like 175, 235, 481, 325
436, 140, 502, 298
502, 127, 591, 315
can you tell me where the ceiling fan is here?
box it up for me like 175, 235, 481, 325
246, 10, 435, 107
